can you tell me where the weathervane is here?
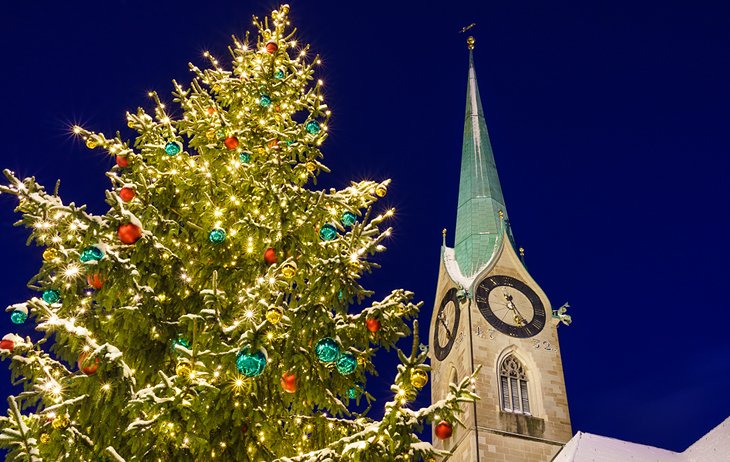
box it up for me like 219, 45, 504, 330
459, 23, 476, 49
459, 23, 476, 33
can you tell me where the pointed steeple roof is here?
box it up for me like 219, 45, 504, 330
453, 37, 509, 277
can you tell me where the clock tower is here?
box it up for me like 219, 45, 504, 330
429, 37, 572, 462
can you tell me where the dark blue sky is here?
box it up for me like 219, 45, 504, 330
1, 0, 729, 454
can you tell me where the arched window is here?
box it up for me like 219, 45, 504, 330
499, 355, 530, 415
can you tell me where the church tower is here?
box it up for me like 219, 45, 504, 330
429, 37, 572, 462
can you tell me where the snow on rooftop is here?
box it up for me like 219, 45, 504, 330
553, 417, 730, 462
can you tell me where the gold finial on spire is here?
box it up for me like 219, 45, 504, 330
442, 228, 447, 237
519, 247, 525, 257
467, 36, 475, 50
498, 210, 504, 219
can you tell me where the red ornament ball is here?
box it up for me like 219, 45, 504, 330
265, 40, 278, 54
78, 352, 100, 375
366, 318, 381, 333
435, 421, 453, 440
116, 156, 129, 168
241, 423, 248, 434
118, 223, 142, 245
0, 336, 15, 351
280, 372, 298, 393
224, 136, 239, 150
86, 273, 105, 290
119, 187, 136, 202
264, 248, 278, 265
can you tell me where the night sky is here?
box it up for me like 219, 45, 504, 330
2, 0, 729, 455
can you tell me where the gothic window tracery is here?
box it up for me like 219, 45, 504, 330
499, 355, 530, 415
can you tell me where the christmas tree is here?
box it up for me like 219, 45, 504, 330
0, 6, 476, 461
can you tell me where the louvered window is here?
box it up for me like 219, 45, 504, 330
499, 355, 531, 415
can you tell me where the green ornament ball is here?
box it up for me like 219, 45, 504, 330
305, 120, 321, 135
209, 228, 227, 244
42, 289, 61, 304
259, 94, 272, 107
10, 309, 27, 325
315, 337, 340, 363
80, 246, 104, 263
336, 353, 358, 375
236, 348, 267, 377
240, 152, 251, 164
164, 141, 182, 156
319, 223, 337, 241
341, 211, 357, 227
275, 69, 285, 79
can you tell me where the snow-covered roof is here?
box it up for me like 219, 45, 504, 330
553, 417, 730, 462
553, 432, 683, 462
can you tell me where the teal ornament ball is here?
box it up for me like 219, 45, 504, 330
236, 348, 267, 377
275, 69, 285, 79
42, 289, 61, 304
341, 211, 357, 227
319, 223, 337, 241
171, 336, 191, 354
10, 309, 27, 325
336, 353, 358, 375
216, 129, 226, 140
259, 94, 272, 107
209, 228, 227, 244
305, 120, 321, 135
164, 141, 182, 156
80, 246, 104, 263
347, 386, 361, 399
315, 337, 340, 363
240, 152, 251, 164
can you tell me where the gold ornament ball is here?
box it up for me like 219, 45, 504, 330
411, 369, 429, 389
305, 161, 316, 173
43, 248, 60, 262
85, 138, 98, 149
127, 119, 135, 129
213, 84, 222, 93
266, 307, 283, 324
281, 262, 297, 279
175, 362, 192, 377
206, 128, 216, 140
357, 356, 366, 366
375, 184, 388, 197
52, 416, 69, 430
39, 433, 50, 444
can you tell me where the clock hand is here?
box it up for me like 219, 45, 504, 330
438, 315, 452, 339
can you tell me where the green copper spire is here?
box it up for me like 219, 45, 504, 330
454, 37, 508, 277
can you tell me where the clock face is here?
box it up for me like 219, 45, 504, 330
475, 275, 546, 338
433, 288, 461, 361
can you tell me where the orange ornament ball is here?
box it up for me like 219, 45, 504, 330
119, 187, 136, 202
118, 223, 142, 245
435, 421, 453, 440
78, 352, 100, 375
224, 136, 239, 150
366, 318, 381, 333
86, 273, 105, 290
207, 106, 216, 115
280, 372, 298, 393
264, 248, 278, 265
268, 139, 279, 149
116, 156, 129, 168
265, 40, 278, 54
